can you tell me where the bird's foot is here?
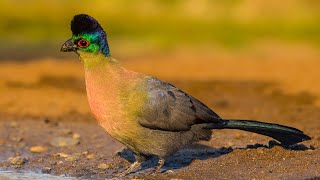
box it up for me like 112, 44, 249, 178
116, 161, 142, 177
152, 158, 165, 174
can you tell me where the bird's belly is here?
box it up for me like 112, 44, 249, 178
88, 94, 195, 156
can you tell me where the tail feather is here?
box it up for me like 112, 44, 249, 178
208, 119, 311, 146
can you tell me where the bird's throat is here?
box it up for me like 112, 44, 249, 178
78, 51, 116, 69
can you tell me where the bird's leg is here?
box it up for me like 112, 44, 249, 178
118, 155, 145, 176
154, 158, 165, 174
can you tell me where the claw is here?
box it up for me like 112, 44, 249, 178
153, 158, 165, 174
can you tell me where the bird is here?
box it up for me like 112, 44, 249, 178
61, 14, 311, 176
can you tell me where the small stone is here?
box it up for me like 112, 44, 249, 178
42, 167, 52, 173
49, 161, 57, 165
306, 148, 314, 152
72, 133, 81, 139
30, 146, 48, 153
86, 154, 95, 159
98, 163, 111, 170
65, 153, 80, 162
55, 153, 69, 158
50, 137, 80, 147
166, 170, 174, 174
8, 156, 27, 165
57, 161, 63, 165
82, 151, 89, 155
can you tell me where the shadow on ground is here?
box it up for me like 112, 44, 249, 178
116, 140, 313, 176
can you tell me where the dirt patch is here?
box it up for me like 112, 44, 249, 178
0, 73, 319, 179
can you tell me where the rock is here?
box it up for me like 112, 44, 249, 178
72, 133, 81, 139
98, 163, 111, 170
86, 154, 95, 159
50, 137, 80, 147
82, 151, 89, 155
65, 153, 81, 162
49, 161, 57, 165
166, 170, 174, 174
55, 153, 69, 158
8, 156, 27, 165
30, 146, 48, 153
42, 167, 52, 173
65, 156, 78, 162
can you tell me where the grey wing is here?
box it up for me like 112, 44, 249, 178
137, 77, 223, 131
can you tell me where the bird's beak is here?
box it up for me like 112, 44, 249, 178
60, 38, 77, 52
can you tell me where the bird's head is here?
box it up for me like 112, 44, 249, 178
61, 14, 110, 58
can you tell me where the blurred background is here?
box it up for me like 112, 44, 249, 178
0, 0, 320, 118
0, 0, 319, 59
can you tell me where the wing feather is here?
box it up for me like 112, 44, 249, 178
137, 78, 222, 131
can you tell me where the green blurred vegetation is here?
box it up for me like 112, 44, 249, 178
0, 0, 319, 58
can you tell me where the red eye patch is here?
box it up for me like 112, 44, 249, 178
77, 39, 89, 48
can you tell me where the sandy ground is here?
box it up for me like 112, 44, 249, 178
0, 50, 319, 179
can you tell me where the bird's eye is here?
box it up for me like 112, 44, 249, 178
77, 39, 89, 48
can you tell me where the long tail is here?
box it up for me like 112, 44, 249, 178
208, 119, 311, 146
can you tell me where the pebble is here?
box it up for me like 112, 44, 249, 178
65, 156, 78, 162
65, 153, 81, 162
98, 163, 111, 169
42, 167, 52, 173
57, 161, 63, 165
30, 146, 48, 153
50, 161, 57, 165
166, 170, 174, 174
55, 152, 69, 158
8, 156, 27, 165
50, 137, 80, 147
72, 133, 81, 139
86, 154, 95, 159
82, 151, 89, 155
